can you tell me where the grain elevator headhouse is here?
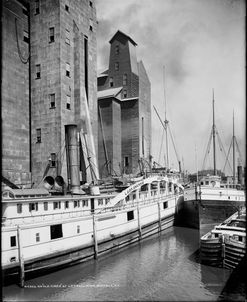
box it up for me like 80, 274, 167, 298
97, 30, 151, 178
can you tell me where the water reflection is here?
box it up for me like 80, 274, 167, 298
3, 227, 243, 301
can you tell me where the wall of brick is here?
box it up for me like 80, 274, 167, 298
2, 0, 31, 186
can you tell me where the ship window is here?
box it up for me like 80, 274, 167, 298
127, 211, 134, 221
82, 200, 88, 207
89, 1, 93, 7
36, 64, 41, 79
49, 27, 55, 43
23, 7, 28, 16
65, 29, 70, 45
66, 63, 70, 77
98, 199, 103, 206
50, 224, 63, 240
105, 198, 110, 205
132, 193, 136, 200
44, 202, 48, 211
126, 195, 130, 202
10, 236, 16, 247
50, 153, 56, 167
10, 257, 16, 262
74, 200, 78, 208
17, 203, 22, 214
163, 201, 168, 209
77, 225, 80, 233
29, 203, 38, 212
115, 62, 119, 71
23, 30, 29, 43
215, 233, 218, 238
205, 181, 209, 185
36, 233, 40, 242
35, 0, 40, 15
50, 94, 55, 108
239, 236, 243, 242
53, 201, 61, 210
65, 201, 69, 209
109, 77, 113, 87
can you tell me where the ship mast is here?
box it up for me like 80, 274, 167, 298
163, 66, 169, 169
212, 89, 216, 175
232, 110, 235, 185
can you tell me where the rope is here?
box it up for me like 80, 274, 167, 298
15, 18, 30, 64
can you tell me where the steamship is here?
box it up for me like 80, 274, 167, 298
183, 95, 245, 233
2, 124, 184, 284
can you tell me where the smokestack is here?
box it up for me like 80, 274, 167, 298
65, 124, 85, 195
237, 165, 243, 185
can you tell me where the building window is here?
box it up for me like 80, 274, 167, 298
10, 236, 16, 247
77, 225, 80, 234
89, 19, 93, 31
36, 64, 41, 79
123, 74, 127, 85
65, 29, 70, 45
49, 27, 55, 43
50, 224, 63, 240
66, 63, 70, 77
23, 30, 29, 43
50, 153, 56, 167
29, 203, 38, 212
123, 90, 127, 98
65, 4, 69, 12
65, 201, 69, 209
44, 202, 48, 211
17, 203, 22, 214
82, 200, 88, 207
89, 1, 93, 7
98, 199, 103, 206
115, 45, 119, 55
36, 233, 40, 242
66, 95, 71, 110
115, 62, 119, 71
35, 0, 40, 15
74, 200, 78, 208
50, 94, 55, 108
127, 211, 134, 221
163, 201, 168, 209
36, 128, 41, 143
53, 201, 61, 210
109, 77, 113, 87
124, 156, 129, 167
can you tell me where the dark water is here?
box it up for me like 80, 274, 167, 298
3, 226, 245, 301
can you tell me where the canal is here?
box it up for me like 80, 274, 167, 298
3, 226, 245, 301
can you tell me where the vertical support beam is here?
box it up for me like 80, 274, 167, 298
137, 202, 142, 239
157, 200, 161, 233
17, 226, 25, 288
92, 214, 98, 259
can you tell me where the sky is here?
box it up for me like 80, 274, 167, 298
95, 0, 245, 174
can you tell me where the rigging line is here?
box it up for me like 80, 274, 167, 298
235, 139, 244, 165
158, 128, 165, 164
167, 123, 180, 164
202, 128, 213, 171
216, 129, 231, 167
15, 18, 30, 64
223, 139, 233, 174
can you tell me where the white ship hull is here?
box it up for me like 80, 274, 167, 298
2, 175, 183, 284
